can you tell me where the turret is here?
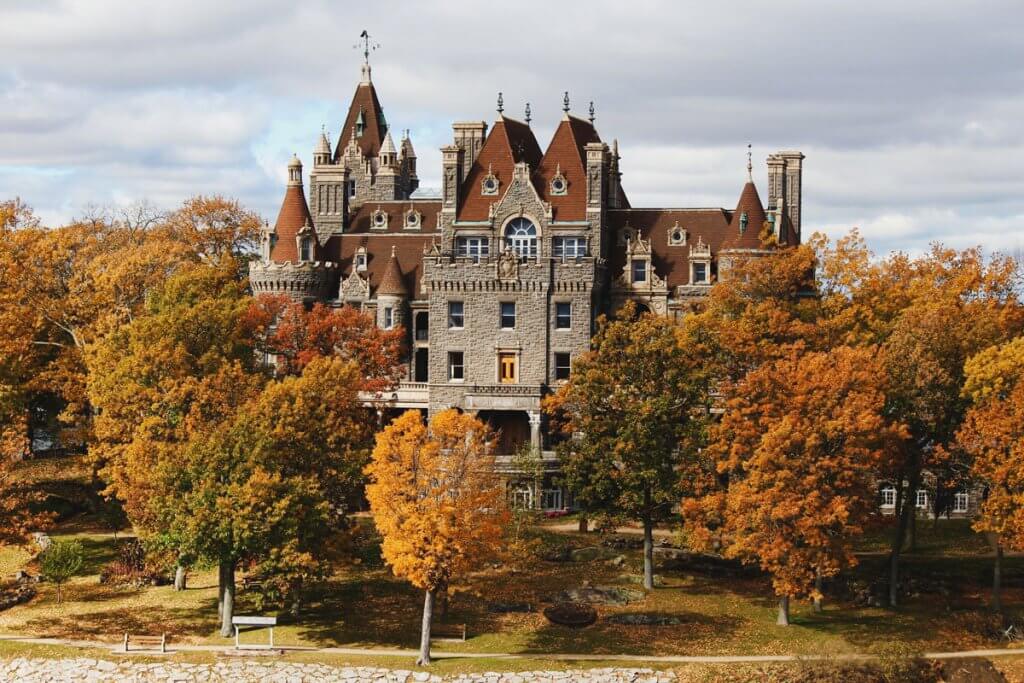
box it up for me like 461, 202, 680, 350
767, 150, 805, 244
376, 245, 408, 332
313, 128, 332, 167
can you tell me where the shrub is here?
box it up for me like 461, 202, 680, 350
40, 540, 84, 604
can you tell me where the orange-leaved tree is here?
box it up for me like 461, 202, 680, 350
365, 409, 507, 666
957, 336, 1024, 613
685, 346, 901, 625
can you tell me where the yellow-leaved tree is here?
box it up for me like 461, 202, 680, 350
365, 409, 508, 666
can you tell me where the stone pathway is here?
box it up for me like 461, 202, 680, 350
0, 658, 676, 682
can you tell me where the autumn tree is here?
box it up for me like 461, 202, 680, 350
365, 410, 507, 666
957, 336, 1024, 613
685, 347, 901, 625
547, 304, 708, 590
0, 453, 52, 548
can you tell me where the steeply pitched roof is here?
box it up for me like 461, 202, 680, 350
333, 81, 387, 162
458, 117, 543, 220
729, 181, 769, 238
326, 234, 434, 299
377, 247, 409, 296
534, 115, 601, 221
269, 185, 316, 262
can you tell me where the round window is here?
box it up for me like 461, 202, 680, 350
552, 178, 565, 193
374, 212, 386, 226
483, 177, 497, 192
407, 212, 418, 225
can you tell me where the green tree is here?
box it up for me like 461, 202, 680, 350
40, 539, 85, 604
547, 303, 708, 590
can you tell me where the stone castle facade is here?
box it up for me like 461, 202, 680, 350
249, 59, 806, 507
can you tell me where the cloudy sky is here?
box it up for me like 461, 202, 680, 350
1, 0, 1022, 255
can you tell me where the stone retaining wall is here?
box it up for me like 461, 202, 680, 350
1, 658, 677, 683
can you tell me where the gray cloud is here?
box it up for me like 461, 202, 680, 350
1, 0, 1022, 255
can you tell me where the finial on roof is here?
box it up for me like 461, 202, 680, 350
391, 244, 396, 258
525, 102, 531, 126
746, 143, 753, 182
355, 30, 379, 84
497, 92, 504, 115
563, 91, 570, 113
588, 101, 595, 124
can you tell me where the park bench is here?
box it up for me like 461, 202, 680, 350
231, 615, 277, 649
431, 623, 467, 641
122, 632, 167, 653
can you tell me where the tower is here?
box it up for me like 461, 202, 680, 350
767, 151, 805, 244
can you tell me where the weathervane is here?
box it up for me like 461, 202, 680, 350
588, 101, 595, 124
497, 92, 504, 115
525, 102, 531, 125
355, 30, 380, 64
563, 91, 570, 113
747, 143, 753, 181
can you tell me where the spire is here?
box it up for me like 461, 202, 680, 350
525, 102, 531, 126
377, 245, 408, 296
379, 130, 398, 168
497, 92, 504, 115
588, 101, 595, 125
400, 129, 416, 158
356, 30, 378, 84
314, 126, 332, 164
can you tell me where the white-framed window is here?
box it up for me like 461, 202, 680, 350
512, 487, 533, 509
500, 302, 516, 329
456, 236, 489, 261
554, 352, 571, 380
448, 351, 465, 382
555, 302, 571, 329
692, 261, 709, 284
448, 301, 464, 329
915, 490, 928, 509
299, 237, 312, 262
504, 218, 538, 259
881, 485, 896, 508
553, 236, 586, 259
541, 489, 563, 510
632, 259, 647, 283
953, 492, 969, 513
383, 307, 393, 330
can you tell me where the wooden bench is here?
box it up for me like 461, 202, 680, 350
432, 623, 467, 641
232, 615, 277, 649
123, 632, 167, 653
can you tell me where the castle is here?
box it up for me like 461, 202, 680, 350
249, 54, 805, 509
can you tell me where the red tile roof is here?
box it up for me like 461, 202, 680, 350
377, 247, 409, 296
327, 234, 434, 299
333, 82, 387, 162
346, 201, 441, 234
458, 117, 542, 221
534, 116, 601, 221
269, 185, 317, 262
729, 181, 769, 237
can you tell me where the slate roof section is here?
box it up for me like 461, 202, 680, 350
327, 233, 434, 299
729, 181, 769, 237
377, 247, 409, 296
458, 117, 543, 221
534, 116, 601, 221
346, 201, 442, 234
269, 185, 317, 263
333, 81, 387, 162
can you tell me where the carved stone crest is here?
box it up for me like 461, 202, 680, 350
497, 248, 519, 281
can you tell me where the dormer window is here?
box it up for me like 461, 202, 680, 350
550, 165, 568, 196
739, 211, 749, 234
299, 237, 312, 262
692, 261, 709, 284
668, 222, 687, 246
632, 259, 647, 283
482, 165, 499, 195
355, 109, 365, 137
371, 208, 388, 230
355, 247, 368, 272
405, 210, 421, 230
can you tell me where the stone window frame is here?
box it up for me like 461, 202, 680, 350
554, 351, 572, 381
552, 236, 586, 260
447, 350, 466, 383
690, 260, 711, 285
298, 236, 313, 263
667, 222, 687, 246
554, 301, 572, 330
447, 300, 465, 329
880, 485, 896, 508
550, 164, 568, 196
371, 208, 389, 230
501, 215, 541, 260
404, 209, 422, 230
499, 301, 516, 330
383, 306, 394, 330
481, 164, 500, 196
455, 235, 490, 262
631, 259, 648, 284
355, 247, 368, 272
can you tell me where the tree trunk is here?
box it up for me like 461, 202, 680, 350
219, 560, 236, 638
55, 582, 62, 605
174, 565, 187, 591
889, 475, 915, 608
417, 589, 434, 666
578, 516, 588, 533
217, 563, 225, 620
908, 506, 917, 552
992, 542, 1003, 614
777, 595, 790, 626
813, 572, 823, 614
642, 513, 654, 591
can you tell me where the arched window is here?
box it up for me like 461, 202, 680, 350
504, 218, 537, 259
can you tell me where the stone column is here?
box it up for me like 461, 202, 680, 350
528, 411, 542, 452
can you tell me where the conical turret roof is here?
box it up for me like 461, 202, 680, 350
376, 245, 408, 296
729, 181, 768, 237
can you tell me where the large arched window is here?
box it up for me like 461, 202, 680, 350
504, 218, 537, 259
